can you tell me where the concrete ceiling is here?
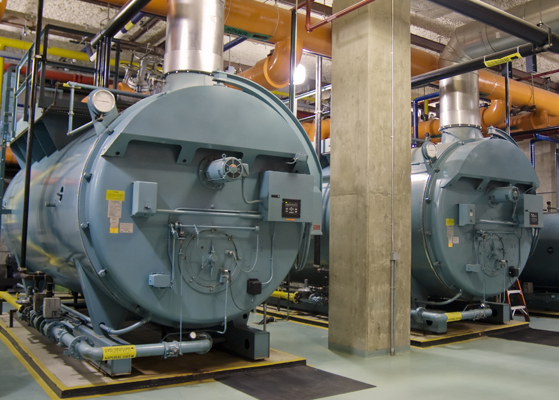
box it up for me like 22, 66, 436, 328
2, 0, 559, 94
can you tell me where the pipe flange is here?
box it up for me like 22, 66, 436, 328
65, 336, 94, 360
34, 315, 45, 331
44, 321, 68, 341
163, 341, 181, 359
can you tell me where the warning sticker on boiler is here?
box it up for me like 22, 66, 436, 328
107, 201, 122, 219
102, 345, 136, 361
446, 219, 454, 226
120, 223, 133, 234
106, 190, 125, 201
109, 218, 119, 234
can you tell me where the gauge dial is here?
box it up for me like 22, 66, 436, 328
422, 142, 437, 161
91, 90, 115, 114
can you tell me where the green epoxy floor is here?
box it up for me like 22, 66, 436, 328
2, 313, 559, 399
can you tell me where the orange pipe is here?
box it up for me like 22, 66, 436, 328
101, 0, 332, 57
5, 147, 17, 166
302, 118, 331, 142
478, 69, 559, 116
239, 35, 304, 89
502, 111, 559, 132
411, 47, 439, 77
419, 108, 559, 138
0, 1, 6, 21
411, 48, 559, 117
480, 99, 506, 130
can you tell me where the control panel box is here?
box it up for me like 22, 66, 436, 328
132, 181, 158, 217
43, 297, 61, 319
259, 171, 317, 223
516, 194, 543, 228
458, 204, 475, 226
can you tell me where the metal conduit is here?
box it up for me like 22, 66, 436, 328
20, 0, 44, 273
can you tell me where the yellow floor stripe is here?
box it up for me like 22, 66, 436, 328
1, 317, 305, 398
0, 319, 68, 389
0, 332, 61, 400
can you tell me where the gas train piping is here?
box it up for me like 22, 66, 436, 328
0, 0, 322, 375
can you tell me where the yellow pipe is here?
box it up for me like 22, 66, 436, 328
0, 291, 22, 312
270, 290, 298, 303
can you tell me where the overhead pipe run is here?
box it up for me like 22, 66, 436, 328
101, 0, 332, 56
427, 0, 559, 55
411, 43, 545, 89
90, 0, 152, 48
417, 105, 559, 139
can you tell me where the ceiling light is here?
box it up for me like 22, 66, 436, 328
294, 64, 306, 85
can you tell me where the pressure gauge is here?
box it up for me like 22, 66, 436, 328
421, 142, 437, 161
90, 90, 116, 114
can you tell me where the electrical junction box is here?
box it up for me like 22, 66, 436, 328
132, 181, 157, 217
516, 194, 544, 228
43, 297, 61, 319
259, 171, 319, 224
148, 273, 171, 288
459, 204, 475, 226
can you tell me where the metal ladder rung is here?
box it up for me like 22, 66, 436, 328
508, 290, 521, 294
511, 306, 527, 310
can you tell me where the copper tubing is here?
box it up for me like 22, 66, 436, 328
302, 118, 331, 141
239, 35, 303, 89
305, 0, 377, 32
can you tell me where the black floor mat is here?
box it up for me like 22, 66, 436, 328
491, 328, 559, 346
216, 365, 375, 400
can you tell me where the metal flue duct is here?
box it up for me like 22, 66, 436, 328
164, 0, 225, 74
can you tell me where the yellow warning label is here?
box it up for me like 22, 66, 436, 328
445, 312, 462, 322
106, 190, 125, 201
109, 227, 119, 234
102, 345, 136, 361
483, 52, 522, 68
446, 219, 454, 226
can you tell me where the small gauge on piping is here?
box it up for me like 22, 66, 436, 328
421, 142, 437, 161
90, 90, 116, 114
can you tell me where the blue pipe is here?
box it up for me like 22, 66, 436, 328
530, 134, 559, 168
224, 37, 247, 52
412, 92, 439, 142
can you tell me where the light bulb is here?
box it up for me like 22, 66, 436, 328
294, 64, 306, 85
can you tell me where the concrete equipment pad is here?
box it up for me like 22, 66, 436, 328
256, 306, 328, 328
411, 320, 529, 348
528, 309, 559, 319
0, 313, 306, 399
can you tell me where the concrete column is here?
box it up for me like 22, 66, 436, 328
328, 0, 411, 356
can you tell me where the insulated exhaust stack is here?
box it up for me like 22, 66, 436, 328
164, 0, 225, 74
